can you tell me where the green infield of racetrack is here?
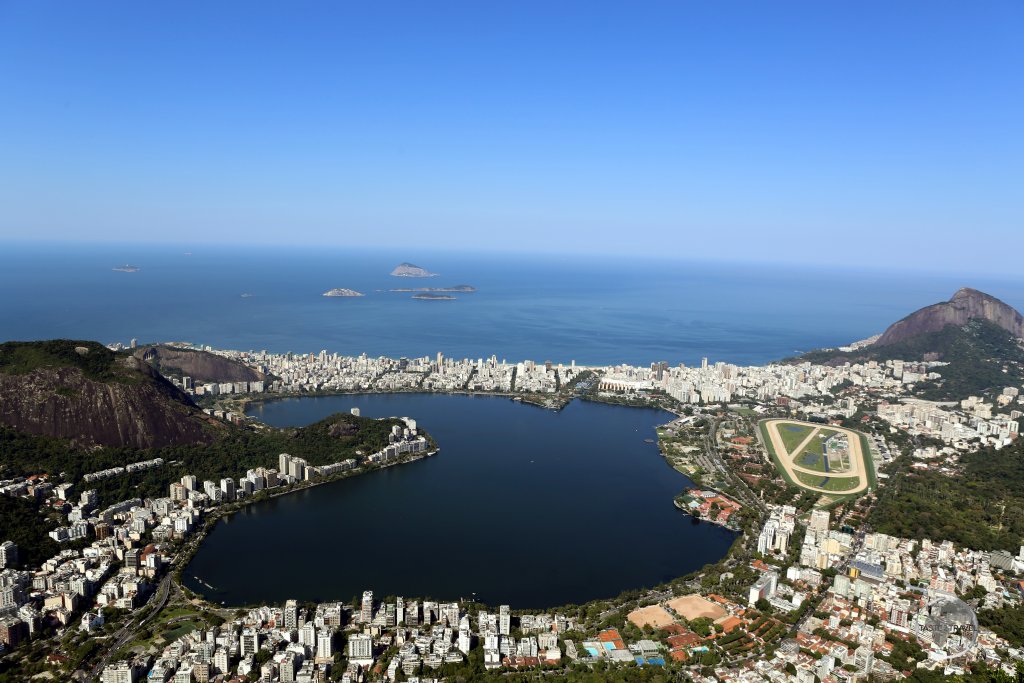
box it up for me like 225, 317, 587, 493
758, 419, 876, 496
795, 470, 861, 492
759, 420, 801, 489
778, 423, 815, 454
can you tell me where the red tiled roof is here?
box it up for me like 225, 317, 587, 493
666, 632, 703, 648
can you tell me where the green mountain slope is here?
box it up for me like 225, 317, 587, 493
799, 319, 1024, 400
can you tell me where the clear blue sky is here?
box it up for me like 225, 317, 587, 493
1, 1, 1021, 272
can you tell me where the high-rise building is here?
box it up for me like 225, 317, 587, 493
101, 661, 138, 683
240, 628, 260, 657
278, 652, 297, 683
498, 605, 511, 636
0, 541, 18, 569
348, 633, 373, 663
213, 648, 230, 674
405, 600, 419, 626
809, 509, 830, 533
170, 483, 188, 502
360, 591, 374, 624
317, 630, 334, 658
284, 599, 299, 630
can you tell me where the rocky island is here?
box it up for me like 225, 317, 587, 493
322, 288, 365, 297
389, 284, 476, 293
412, 293, 456, 300
390, 262, 438, 277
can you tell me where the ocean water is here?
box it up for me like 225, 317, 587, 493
2, 241, 1022, 366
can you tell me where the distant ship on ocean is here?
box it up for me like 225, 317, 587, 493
112, 264, 140, 273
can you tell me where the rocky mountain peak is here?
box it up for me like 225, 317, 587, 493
874, 288, 1024, 347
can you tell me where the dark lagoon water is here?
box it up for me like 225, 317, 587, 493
182, 393, 737, 608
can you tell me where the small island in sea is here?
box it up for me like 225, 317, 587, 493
390, 262, 439, 277
322, 288, 365, 297
112, 264, 140, 273
390, 284, 476, 293
412, 293, 456, 300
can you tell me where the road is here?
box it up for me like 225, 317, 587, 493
84, 573, 178, 681
699, 417, 767, 513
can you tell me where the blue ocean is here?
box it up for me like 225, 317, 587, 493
2, 242, 1022, 366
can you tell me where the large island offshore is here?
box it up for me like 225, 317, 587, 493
2, 288, 1024, 682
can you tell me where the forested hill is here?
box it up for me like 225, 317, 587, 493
0, 340, 219, 448
795, 319, 1024, 401
0, 412, 415, 506
0, 411, 426, 558
868, 438, 1024, 552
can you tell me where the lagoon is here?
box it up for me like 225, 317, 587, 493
182, 393, 736, 608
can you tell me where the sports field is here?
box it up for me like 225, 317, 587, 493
759, 419, 873, 496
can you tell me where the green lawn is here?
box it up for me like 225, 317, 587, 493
778, 423, 815, 454
794, 429, 844, 472
130, 606, 206, 648
731, 407, 759, 417
160, 620, 201, 643
795, 471, 861, 492
156, 606, 199, 620
796, 451, 829, 472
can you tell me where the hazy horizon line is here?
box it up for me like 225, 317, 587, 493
3, 236, 1021, 282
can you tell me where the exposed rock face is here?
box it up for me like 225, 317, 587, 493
390, 262, 438, 277
134, 346, 268, 384
327, 420, 358, 438
875, 288, 1024, 347
0, 355, 217, 448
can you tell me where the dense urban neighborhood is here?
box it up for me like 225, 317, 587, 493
2, 313, 1024, 683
